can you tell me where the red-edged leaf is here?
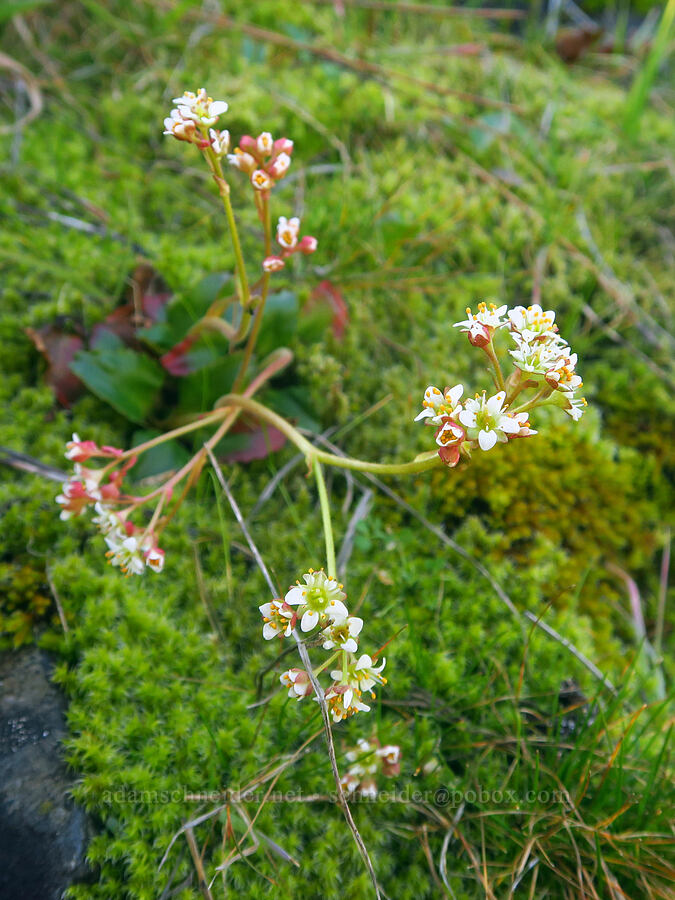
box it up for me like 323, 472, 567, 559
160, 334, 200, 375
308, 280, 349, 339
26, 324, 85, 407
142, 291, 172, 320
220, 417, 287, 463
91, 304, 143, 350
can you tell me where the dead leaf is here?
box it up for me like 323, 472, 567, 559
26, 323, 85, 407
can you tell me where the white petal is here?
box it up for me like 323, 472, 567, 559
499, 417, 520, 434
343, 689, 353, 708
328, 599, 348, 620
486, 391, 506, 415
209, 100, 228, 116
343, 639, 359, 653
262, 622, 277, 640
349, 617, 364, 636
284, 586, 305, 605
445, 384, 463, 406
414, 408, 435, 421
259, 602, 272, 617
355, 654, 373, 671
301, 609, 319, 632
459, 409, 476, 428
478, 429, 498, 451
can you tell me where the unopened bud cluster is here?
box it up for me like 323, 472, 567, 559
263, 216, 318, 272
260, 569, 386, 723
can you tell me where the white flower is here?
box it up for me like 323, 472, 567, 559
268, 151, 291, 179
144, 546, 165, 573
508, 304, 564, 343
509, 412, 537, 438
321, 615, 364, 653
414, 384, 463, 423
341, 773, 361, 793
376, 745, 401, 766
353, 654, 387, 692
284, 569, 348, 632
227, 149, 256, 173
276, 216, 300, 249
454, 302, 508, 346
509, 333, 565, 375
280, 668, 312, 700
331, 654, 386, 706
259, 599, 296, 640
323, 684, 371, 723
345, 738, 379, 773
209, 128, 230, 157
251, 169, 272, 191
92, 502, 122, 536
104, 534, 145, 576
458, 391, 522, 451
262, 256, 285, 272
163, 108, 197, 142
545, 351, 582, 392
565, 395, 587, 421
257, 132, 274, 155
55, 468, 101, 519
172, 89, 228, 126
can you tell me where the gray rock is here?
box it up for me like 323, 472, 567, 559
0, 648, 90, 900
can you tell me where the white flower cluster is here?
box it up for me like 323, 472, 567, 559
341, 737, 401, 797
261, 569, 387, 723
56, 435, 165, 576
163, 89, 229, 148
416, 303, 586, 466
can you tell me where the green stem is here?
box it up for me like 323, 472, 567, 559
101, 408, 229, 473
483, 340, 506, 392
511, 384, 553, 414
215, 394, 441, 475
314, 458, 336, 579
203, 147, 251, 308
231, 192, 272, 392
313, 651, 340, 678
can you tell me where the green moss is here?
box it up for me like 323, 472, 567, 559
0, 1, 673, 896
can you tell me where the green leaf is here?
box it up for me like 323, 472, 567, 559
176, 353, 243, 416
140, 272, 232, 352
129, 431, 192, 481
262, 386, 320, 432
256, 291, 299, 358
70, 348, 165, 424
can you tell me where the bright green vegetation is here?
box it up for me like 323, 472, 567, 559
1, 1, 674, 897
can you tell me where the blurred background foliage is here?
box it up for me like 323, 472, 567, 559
0, 0, 673, 897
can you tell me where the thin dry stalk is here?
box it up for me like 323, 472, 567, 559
206, 448, 383, 899
45, 565, 69, 634
184, 827, 215, 900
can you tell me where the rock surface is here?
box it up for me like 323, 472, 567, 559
0, 648, 89, 900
